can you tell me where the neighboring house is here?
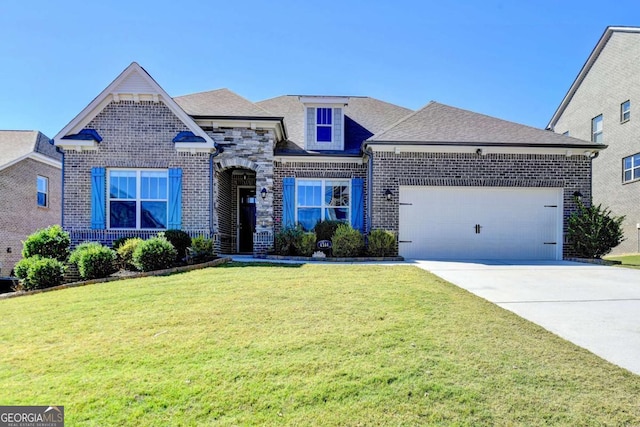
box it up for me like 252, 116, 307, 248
53, 62, 601, 260
548, 26, 640, 254
0, 131, 62, 276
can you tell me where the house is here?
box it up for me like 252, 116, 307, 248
548, 26, 640, 255
0, 131, 62, 276
53, 62, 601, 260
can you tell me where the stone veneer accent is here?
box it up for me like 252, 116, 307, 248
273, 160, 367, 231
370, 152, 592, 258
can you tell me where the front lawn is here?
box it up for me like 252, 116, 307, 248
605, 254, 640, 269
1, 264, 639, 425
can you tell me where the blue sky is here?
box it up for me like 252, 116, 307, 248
0, 1, 638, 137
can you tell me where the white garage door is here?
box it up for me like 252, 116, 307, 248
399, 186, 563, 260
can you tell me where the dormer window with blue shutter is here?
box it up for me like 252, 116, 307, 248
300, 96, 349, 151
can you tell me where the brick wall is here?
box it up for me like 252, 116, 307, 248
552, 31, 640, 254
370, 151, 592, 257
0, 159, 61, 275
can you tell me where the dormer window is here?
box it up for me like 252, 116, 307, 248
300, 96, 349, 151
316, 108, 333, 142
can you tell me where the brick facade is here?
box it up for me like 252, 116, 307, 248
0, 159, 61, 275
552, 31, 640, 254
370, 151, 592, 257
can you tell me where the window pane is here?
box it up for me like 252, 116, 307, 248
37, 192, 47, 207
141, 171, 167, 200
110, 171, 136, 198
298, 181, 321, 206
325, 181, 349, 206
634, 155, 640, 168
141, 201, 167, 229
110, 201, 136, 228
317, 126, 332, 142
298, 208, 321, 231
316, 108, 332, 125
325, 208, 348, 222
37, 176, 47, 192
624, 157, 632, 169
625, 170, 632, 182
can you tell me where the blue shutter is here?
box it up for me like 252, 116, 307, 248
91, 167, 106, 229
282, 177, 295, 228
168, 168, 182, 229
351, 178, 364, 233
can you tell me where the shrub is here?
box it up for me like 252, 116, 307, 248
274, 225, 305, 255
367, 229, 397, 257
132, 237, 177, 272
116, 238, 143, 271
160, 230, 192, 263
568, 201, 625, 258
15, 256, 65, 290
69, 242, 103, 266
22, 225, 70, 262
188, 236, 216, 264
112, 236, 136, 251
313, 220, 342, 241
294, 232, 317, 257
332, 224, 365, 257
76, 245, 117, 280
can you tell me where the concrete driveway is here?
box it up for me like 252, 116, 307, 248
412, 259, 640, 375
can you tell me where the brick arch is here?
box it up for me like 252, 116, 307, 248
216, 158, 262, 173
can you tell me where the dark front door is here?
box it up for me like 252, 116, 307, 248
238, 188, 256, 253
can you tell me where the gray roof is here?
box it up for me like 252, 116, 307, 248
174, 88, 275, 117
369, 101, 601, 147
256, 95, 412, 154
0, 131, 60, 169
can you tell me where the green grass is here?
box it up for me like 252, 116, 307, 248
1, 263, 639, 426
605, 254, 640, 269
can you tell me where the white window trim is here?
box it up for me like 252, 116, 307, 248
623, 153, 640, 183
592, 114, 603, 142
107, 168, 169, 230
621, 100, 631, 123
37, 175, 48, 208
316, 107, 333, 143
295, 179, 351, 227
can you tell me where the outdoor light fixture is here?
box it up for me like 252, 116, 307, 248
476, 148, 484, 156
384, 189, 393, 201
261, 188, 268, 199
573, 191, 583, 202
242, 173, 247, 181
6, 247, 11, 254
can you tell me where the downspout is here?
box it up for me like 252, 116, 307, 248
364, 144, 374, 234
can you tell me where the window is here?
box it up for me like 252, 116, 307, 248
108, 169, 168, 229
592, 114, 603, 142
316, 108, 333, 142
296, 179, 350, 230
621, 100, 631, 122
623, 153, 640, 183
37, 176, 48, 207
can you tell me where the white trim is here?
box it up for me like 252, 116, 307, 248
274, 155, 366, 164
364, 143, 602, 156
294, 178, 351, 229
37, 175, 49, 208
0, 152, 62, 172
299, 96, 349, 105
53, 62, 214, 147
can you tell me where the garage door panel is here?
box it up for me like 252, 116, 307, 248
399, 186, 562, 260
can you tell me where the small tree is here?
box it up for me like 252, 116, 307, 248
568, 201, 625, 258
22, 225, 70, 262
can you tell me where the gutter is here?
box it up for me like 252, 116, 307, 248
363, 141, 608, 150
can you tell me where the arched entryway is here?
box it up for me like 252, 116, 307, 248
216, 167, 256, 253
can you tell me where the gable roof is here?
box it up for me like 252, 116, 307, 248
0, 131, 61, 171
368, 101, 601, 148
256, 95, 412, 155
547, 26, 640, 129
174, 89, 276, 118
53, 62, 214, 146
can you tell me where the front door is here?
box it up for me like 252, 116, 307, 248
238, 187, 256, 253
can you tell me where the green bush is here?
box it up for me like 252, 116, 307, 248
14, 256, 65, 290
313, 220, 342, 241
69, 242, 103, 266
160, 230, 192, 263
332, 224, 365, 257
568, 201, 625, 258
76, 245, 117, 280
367, 229, 397, 257
116, 238, 143, 271
132, 237, 178, 272
294, 232, 317, 257
112, 236, 136, 251
188, 236, 216, 264
22, 225, 70, 262
274, 225, 305, 255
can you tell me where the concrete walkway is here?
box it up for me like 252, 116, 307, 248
411, 259, 640, 375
